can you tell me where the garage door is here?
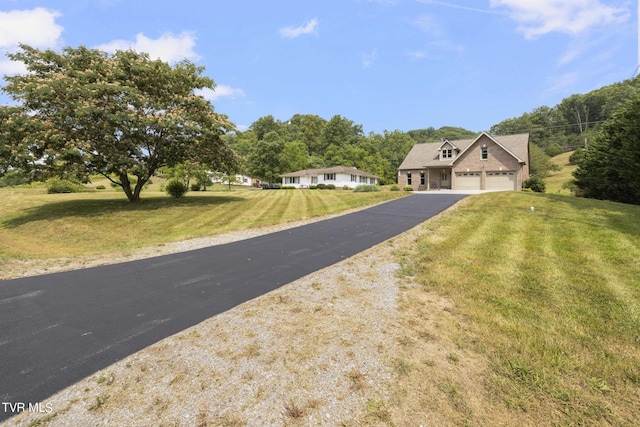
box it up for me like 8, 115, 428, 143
486, 171, 516, 191
455, 172, 481, 190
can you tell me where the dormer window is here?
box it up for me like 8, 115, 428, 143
442, 149, 452, 159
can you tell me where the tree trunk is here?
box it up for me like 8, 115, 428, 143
132, 177, 147, 201
119, 173, 138, 202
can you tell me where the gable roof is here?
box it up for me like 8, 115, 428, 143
398, 132, 529, 170
281, 165, 380, 179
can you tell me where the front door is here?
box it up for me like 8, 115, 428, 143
441, 171, 450, 189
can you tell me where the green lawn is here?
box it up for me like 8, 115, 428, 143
546, 150, 577, 194
395, 192, 640, 425
0, 185, 405, 261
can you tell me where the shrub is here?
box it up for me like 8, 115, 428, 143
309, 185, 318, 189
165, 179, 188, 198
342, 185, 351, 190
96, 185, 106, 190
390, 185, 400, 191
316, 183, 327, 190
326, 184, 336, 190
569, 148, 585, 165
545, 143, 564, 157
403, 185, 414, 191
190, 182, 201, 192
0, 171, 30, 187
281, 186, 296, 189
354, 184, 380, 193
46, 178, 82, 194
523, 176, 546, 193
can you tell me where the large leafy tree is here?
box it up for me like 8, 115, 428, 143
246, 131, 285, 183
2, 44, 236, 201
573, 95, 640, 204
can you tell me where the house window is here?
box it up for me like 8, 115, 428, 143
420, 172, 425, 185
360, 176, 368, 183
351, 174, 357, 182
407, 172, 412, 185
324, 173, 335, 181
481, 147, 488, 160
311, 176, 318, 184
442, 149, 452, 159
285, 177, 299, 184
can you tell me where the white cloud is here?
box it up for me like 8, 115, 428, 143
196, 85, 246, 101
405, 40, 464, 60
489, 0, 630, 39
279, 18, 319, 39
0, 7, 63, 76
0, 7, 63, 48
95, 32, 200, 63
361, 48, 378, 68
417, 0, 502, 15
412, 15, 444, 37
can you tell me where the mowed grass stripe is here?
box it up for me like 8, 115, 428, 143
399, 192, 640, 425
0, 187, 405, 261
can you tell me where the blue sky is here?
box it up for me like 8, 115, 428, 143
0, 0, 636, 134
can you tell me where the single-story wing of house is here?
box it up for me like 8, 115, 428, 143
281, 166, 380, 189
398, 132, 530, 191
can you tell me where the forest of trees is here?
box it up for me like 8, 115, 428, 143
490, 77, 640, 157
224, 115, 478, 185
220, 76, 640, 186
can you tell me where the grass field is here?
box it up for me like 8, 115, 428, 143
392, 192, 640, 425
546, 150, 577, 194
2, 178, 639, 425
0, 185, 405, 262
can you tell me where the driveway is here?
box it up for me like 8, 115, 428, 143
0, 193, 466, 421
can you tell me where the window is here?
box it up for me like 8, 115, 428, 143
324, 173, 335, 181
351, 174, 357, 182
311, 176, 318, 184
407, 172, 412, 185
420, 172, 425, 185
441, 149, 452, 159
285, 177, 299, 184
360, 176, 368, 183
481, 147, 488, 160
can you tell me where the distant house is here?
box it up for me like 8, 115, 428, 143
210, 173, 258, 187
280, 166, 380, 189
398, 132, 530, 191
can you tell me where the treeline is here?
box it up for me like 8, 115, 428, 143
228, 76, 640, 185
225, 114, 477, 184
490, 76, 640, 157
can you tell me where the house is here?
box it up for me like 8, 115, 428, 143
280, 166, 380, 189
398, 132, 530, 191
210, 173, 258, 187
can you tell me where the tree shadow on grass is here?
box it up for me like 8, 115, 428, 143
2, 194, 245, 229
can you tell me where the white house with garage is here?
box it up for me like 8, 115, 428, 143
280, 166, 380, 189
398, 132, 530, 191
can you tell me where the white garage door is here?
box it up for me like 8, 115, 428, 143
455, 172, 481, 190
486, 172, 516, 191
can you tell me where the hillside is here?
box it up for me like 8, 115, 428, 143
545, 150, 577, 194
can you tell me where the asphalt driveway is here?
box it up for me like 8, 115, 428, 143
0, 193, 466, 421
